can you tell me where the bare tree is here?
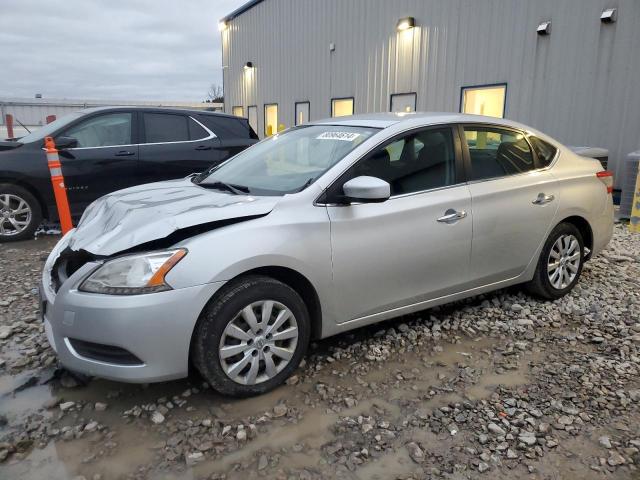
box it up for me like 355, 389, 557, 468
205, 84, 224, 103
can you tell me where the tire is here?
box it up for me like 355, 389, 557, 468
0, 183, 42, 242
192, 275, 311, 397
525, 222, 584, 300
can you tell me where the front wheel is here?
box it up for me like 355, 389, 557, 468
525, 222, 584, 300
0, 184, 42, 242
192, 275, 310, 397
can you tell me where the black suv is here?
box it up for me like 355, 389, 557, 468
0, 107, 258, 241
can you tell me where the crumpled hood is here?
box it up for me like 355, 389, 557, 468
67, 178, 281, 256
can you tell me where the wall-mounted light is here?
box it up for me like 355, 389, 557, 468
243, 62, 254, 70
536, 20, 551, 35
218, 21, 227, 32
396, 17, 415, 32
600, 8, 617, 23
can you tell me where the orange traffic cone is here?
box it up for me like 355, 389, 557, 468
44, 136, 73, 234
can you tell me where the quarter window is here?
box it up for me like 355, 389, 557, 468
188, 118, 209, 140
143, 113, 189, 143
62, 113, 132, 148
529, 136, 557, 168
347, 127, 456, 196
463, 127, 534, 180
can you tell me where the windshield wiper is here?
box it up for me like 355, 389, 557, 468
201, 181, 250, 195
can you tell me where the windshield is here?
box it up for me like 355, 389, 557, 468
17, 111, 85, 143
195, 125, 379, 195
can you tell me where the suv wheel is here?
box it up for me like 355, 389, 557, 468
525, 222, 584, 300
0, 184, 42, 242
192, 275, 310, 397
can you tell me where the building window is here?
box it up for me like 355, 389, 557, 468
264, 104, 278, 136
232, 106, 244, 117
248, 105, 258, 135
390, 93, 417, 113
331, 97, 354, 117
460, 84, 507, 118
295, 101, 310, 125
463, 126, 534, 181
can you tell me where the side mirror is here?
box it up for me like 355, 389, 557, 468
54, 136, 78, 149
342, 176, 391, 203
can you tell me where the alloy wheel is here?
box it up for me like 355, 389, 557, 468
0, 194, 32, 237
547, 234, 581, 290
219, 300, 299, 385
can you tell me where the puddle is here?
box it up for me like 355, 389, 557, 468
0, 370, 55, 423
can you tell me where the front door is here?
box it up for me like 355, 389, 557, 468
461, 125, 559, 285
326, 125, 472, 322
57, 111, 138, 215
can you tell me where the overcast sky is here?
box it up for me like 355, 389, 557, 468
0, 0, 247, 102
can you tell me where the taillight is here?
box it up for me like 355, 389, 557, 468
596, 170, 614, 194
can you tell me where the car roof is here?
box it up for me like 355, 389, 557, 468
312, 112, 532, 131
78, 106, 241, 119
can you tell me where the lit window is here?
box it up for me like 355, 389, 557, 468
295, 101, 310, 125
232, 106, 244, 117
331, 98, 354, 117
264, 104, 278, 136
390, 93, 417, 113
461, 84, 506, 118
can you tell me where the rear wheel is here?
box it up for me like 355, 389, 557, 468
192, 275, 310, 397
0, 184, 42, 242
525, 222, 584, 300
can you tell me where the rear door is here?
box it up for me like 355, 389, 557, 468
138, 112, 223, 184
56, 111, 138, 214
461, 124, 559, 286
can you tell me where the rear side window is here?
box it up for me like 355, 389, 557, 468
197, 114, 258, 140
529, 136, 557, 168
463, 126, 534, 180
143, 113, 189, 143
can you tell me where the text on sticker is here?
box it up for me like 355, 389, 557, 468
316, 132, 361, 141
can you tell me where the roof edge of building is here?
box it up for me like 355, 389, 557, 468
221, 0, 265, 22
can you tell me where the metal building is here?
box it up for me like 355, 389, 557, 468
220, 0, 640, 185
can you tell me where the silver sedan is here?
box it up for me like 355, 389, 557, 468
41, 113, 614, 396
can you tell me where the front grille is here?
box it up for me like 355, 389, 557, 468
51, 249, 94, 293
68, 338, 144, 366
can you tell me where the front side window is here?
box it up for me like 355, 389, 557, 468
464, 126, 534, 180
62, 113, 132, 148
461, 84, 506, 118
528, 135, 558, 168
331, 98, 354, 117
346, 127, 456, 196
196, 125, 378, 195
143, 113, 189, 143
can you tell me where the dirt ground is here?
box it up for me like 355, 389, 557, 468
0, 226, 639, 480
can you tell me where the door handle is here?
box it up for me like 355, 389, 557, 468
114, 150, 135, 157
532, 193, 555, 205
437, 209, 467, 223
195, 145, 212, 151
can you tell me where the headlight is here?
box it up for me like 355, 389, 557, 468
79, 249, 187, 295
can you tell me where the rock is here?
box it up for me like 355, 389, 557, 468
406, 442, 424, 463
506, 449, 518, 459
84, 421, 99, 432
0, 326, 13, 340
518, 432, 537, 446
236, 429, 247, 441
599, 436, 612, 449
258, 454, 268, 470
478, 434, 489, 445
478, 462, 490, 472
186, 452, 204, 466
0, 449, 8, 462
344, 397, 357, 408
59, 401, 75, 412
151, 411, 165, 424
94, 402, 108, 411
273, 404, 287, 417
591, 336, 605, 344
607, 452, 625, 466
488, 423, 506, 436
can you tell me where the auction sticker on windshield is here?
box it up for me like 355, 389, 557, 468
316, 131, 361, 141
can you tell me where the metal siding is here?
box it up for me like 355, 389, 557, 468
222, 0, 640, 182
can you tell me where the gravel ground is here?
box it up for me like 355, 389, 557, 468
0, 224, 639, 480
